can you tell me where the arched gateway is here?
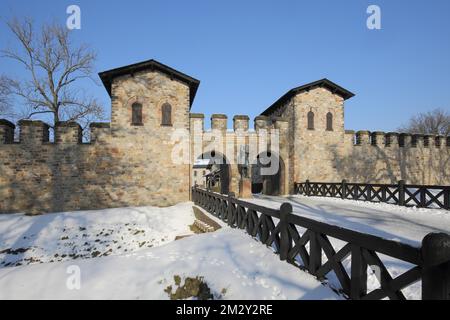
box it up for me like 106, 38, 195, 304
251, 152, 286, 196
190, 113, 290, 197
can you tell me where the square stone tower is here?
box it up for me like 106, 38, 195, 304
98, 59, 200, 206
260, 79, 354, 190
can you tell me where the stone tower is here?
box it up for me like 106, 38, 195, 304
260, 79, 355, 190
98, 59, 200, 205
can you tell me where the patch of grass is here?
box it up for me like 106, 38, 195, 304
165, 275, 213, 300
91, 251, 101, 257
0, 247, 30, 255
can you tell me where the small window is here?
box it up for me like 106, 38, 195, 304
326, 112, 333, 131
307, 111, 314, 130
131, 103, 143, 125
447, 137, 450, 147
161, 103, 172, 126
194, 171, 197, 177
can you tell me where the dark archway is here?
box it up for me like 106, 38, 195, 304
193, 151, 230, 195
251, 152, 285, 196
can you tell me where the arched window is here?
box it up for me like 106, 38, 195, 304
161, 103, 172, 126
326, 112, 333, 131
307, 111, 314, 130
131, 103, 143, 125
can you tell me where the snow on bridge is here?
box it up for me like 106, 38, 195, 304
248, 194, 450, 299
250, 194, 450, 248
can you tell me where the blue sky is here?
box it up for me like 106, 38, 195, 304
1, 0, 450, 131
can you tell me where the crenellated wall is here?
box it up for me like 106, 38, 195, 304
0, 60, 448, 215
261, 85, 450, 186
0, 112, 290, 214
340, 130, 450, 185
0, 119, 114, 214
0, 64, 195, 214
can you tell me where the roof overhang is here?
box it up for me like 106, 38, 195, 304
98, 59, 200, 108
261, 78, 354, 116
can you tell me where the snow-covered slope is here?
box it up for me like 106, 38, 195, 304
0, 229, 340, 300
0, 203, 196, 268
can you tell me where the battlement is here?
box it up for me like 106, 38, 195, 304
90, 122, 111, 144
189, 113, 288, 133
345, 129, 449, 148
0, 118, 112, 146
0, 119, 15, 144
18, 120, 50, 145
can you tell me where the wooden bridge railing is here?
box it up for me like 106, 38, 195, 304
192, 186, 450, 300
294, 180, 450, 210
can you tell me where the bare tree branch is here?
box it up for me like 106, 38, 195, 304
398, 108, 450, 136
1, 17, 104, 128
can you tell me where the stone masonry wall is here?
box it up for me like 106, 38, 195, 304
265, 87, 450, 185
0, 69, 192, 214
340, 131, 450, 185
1, 69, 449, 215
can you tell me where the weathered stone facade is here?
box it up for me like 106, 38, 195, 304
261, 81, 450, 188
0, 60, 448, 214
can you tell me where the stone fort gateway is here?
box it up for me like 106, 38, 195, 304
0, 59, 449, 214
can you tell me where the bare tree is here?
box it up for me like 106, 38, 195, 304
398, 108, 450, 136
1, 18, 104, 127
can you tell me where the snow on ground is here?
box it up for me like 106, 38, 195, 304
0, 203, 196, 268
250, 194, 450, 247
2, 195, 446, 299
0, 228, 341, 300
248, 195, 450, 300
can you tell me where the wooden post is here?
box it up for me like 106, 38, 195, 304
445, 187, 450, 210
341, 179, 347, 199
227, 192, 235, 227
353, 184, 358, 200
351, 245, 368, 300
279, 203, 292, 261
421, 233, 450, 300
398, 180, 405, 206
420, 187, 426, 208
309, 233, 322, 275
